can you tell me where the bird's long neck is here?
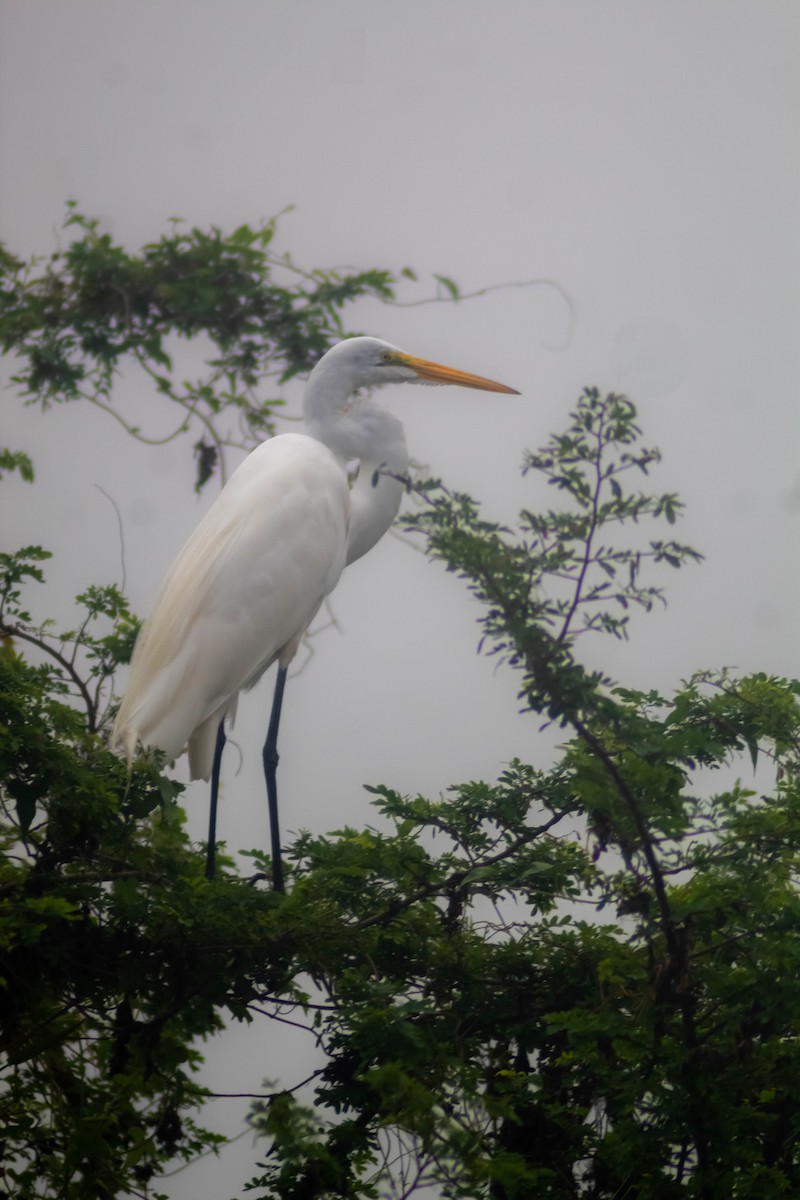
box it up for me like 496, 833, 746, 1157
303, 371, 408, 566
345, 428, 407, 564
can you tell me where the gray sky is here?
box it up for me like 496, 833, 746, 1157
1, 2, 798, 1194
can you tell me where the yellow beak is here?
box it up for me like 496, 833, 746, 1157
399, 353, 520, 395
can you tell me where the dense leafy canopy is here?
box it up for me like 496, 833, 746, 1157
1, 214, 799, 1199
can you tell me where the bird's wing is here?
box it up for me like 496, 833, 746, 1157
112, 434, 349, 768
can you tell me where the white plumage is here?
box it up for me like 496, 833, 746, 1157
112, 336, 517, 784
113, 435, 349, 777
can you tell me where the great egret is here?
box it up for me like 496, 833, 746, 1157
112, 336, 518, 886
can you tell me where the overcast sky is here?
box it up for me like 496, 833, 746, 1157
1, 2, 798, 1194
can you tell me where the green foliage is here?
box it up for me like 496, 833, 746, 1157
402, 389, 702, 695
0, 207, 480, 491
0, 206, 396, 488
0, 448, 34, 482
2, 219, 800, 1198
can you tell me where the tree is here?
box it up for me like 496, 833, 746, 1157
1, 213, 799, 1199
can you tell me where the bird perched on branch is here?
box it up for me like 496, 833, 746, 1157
112, 335, 519, 885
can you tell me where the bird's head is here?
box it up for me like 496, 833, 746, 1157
313, 336, 520, 396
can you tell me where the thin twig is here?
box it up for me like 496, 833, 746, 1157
2, 622, 98, 731
94, 484, 127, 593
354, 810, 569, 932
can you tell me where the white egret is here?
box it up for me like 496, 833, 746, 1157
112, 336, 518, 886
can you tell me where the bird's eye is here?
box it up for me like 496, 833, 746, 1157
380, 351, 392, 364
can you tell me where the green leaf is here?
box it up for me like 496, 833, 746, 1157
0, 448, 34, 482
434, 273, 460, 301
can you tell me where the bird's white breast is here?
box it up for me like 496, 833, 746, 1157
113, 433, 350, 768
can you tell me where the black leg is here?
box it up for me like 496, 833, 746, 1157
205, 720, 226, 880
263, 665, 288, 893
